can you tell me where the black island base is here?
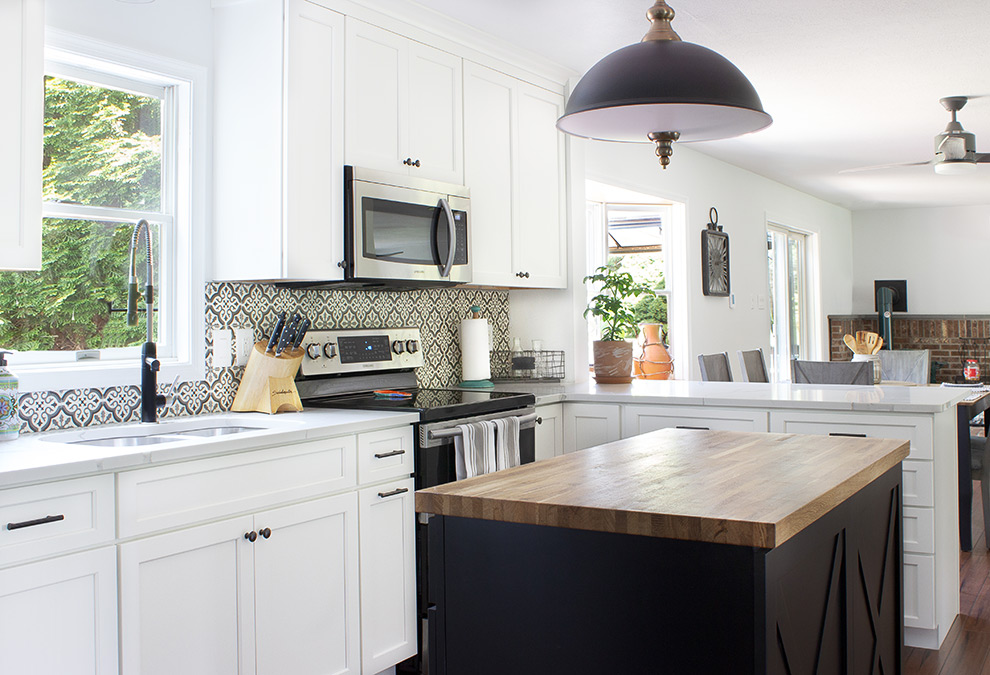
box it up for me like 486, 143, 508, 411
425, 466, 903, 675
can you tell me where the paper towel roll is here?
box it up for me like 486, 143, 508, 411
460, 317, 491, 381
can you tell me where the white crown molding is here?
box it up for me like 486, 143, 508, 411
313, 0, 576, 92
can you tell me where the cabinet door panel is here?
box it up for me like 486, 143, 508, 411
254, 493, 360, 675
359, 478, 417, 673
563, 403, 621, 453
464, 61, 515, 284
0, 547, 117, 675
119, 516, 255, 675
284, 0, 345, 279
345, 19, 407, 172
513, 83, 565, 288
408, 42, 462, 183
0, 0, 42, 270
535, 403, 563, 461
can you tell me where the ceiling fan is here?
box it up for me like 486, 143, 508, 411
844, 96, 989, 175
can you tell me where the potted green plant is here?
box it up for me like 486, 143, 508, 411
584, 261, 655, 383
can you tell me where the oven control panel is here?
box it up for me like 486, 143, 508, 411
298, 327, 424, 377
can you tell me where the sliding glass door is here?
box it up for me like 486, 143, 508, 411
767, 226, 810, 381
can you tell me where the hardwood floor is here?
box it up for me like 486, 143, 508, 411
904, 482, 990, 674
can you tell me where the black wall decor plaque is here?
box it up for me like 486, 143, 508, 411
702, 208, 729, 297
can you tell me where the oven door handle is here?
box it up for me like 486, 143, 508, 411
436, 197, 456, 278
426, 412, 541, 440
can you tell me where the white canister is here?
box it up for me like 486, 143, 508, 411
851, 353, 881, 384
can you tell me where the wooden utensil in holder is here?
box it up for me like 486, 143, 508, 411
231, 342, 304, 414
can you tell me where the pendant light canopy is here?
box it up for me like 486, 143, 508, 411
556, 0, 772, 168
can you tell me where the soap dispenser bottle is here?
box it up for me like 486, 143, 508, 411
0, 351, 19, 441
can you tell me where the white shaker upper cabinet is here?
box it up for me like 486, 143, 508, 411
213, 0, 345, 281
0, 0, 43, 270
345, 19, 463, 184
464, 61, 566, 289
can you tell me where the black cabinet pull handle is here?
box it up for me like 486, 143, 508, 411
374, 449, 406, 459
259, 527, 272, 539
829, 432, 867, 438
675, 425, 710, 431
516, 271, 530, 278
244, 531, 257, 542
378, 487, 409, 499
6, 514, 65, 531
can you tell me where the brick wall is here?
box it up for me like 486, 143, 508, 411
828, 315, 990, 383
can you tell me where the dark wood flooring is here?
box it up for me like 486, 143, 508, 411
905, 482, 990, 674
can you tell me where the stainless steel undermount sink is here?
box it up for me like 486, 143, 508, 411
169, 426, 263, 437
48, 420, 273, 447
70, 435, 183, 447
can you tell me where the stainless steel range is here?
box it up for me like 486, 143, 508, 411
296, 327, 537, 674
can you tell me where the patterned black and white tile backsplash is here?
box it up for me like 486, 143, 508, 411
18, 282, 509, 433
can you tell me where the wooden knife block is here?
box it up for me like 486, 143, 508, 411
231, 342, 304, 414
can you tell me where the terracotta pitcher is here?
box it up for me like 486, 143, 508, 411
633, 323, 673, 380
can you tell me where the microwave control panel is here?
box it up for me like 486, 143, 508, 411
298, 327, 424, 377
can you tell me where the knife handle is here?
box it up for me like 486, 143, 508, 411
291, 319, 310, 349
266, 311, 287, 353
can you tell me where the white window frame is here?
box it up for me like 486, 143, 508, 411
586, 198, 675, 370
14, 30, 205, 392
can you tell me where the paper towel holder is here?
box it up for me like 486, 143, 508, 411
459, 305, 495, 389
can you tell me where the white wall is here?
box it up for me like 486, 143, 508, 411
46, 0, 214, 67
852, 205, 990, 314
511, 138, 854, 382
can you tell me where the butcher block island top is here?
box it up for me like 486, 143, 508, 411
415, 428, 910, 549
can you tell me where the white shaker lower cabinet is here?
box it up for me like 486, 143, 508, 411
119, 516, 254, 675
621, 404, 769, 437
562, 403, 621, 454
0, 546, 118, 675
358, 478, 416, 673
119, 493, 361, 675
253, 495, 361, 675
769, 408, 958, 649
534, 403, 563, 461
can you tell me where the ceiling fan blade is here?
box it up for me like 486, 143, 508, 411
839, 161, 931, 174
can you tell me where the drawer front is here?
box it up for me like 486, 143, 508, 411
902, 460, 934, 507
902, 506, 935, 554
903, 553, 936, 629
0, 474, 115, 566
358, 427, 414, 485
118, 436, 357, 537
770, 411, 933, 460
622, 405, 768, 437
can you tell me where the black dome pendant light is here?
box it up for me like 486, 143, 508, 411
556, 0, 772, 169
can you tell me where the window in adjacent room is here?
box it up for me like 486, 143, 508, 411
0, 38, 204, 391
767, 224, 815, 381
586, 186, 675, 374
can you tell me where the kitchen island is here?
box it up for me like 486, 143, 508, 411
480, 378, 965, 649
417, 428, 910, 675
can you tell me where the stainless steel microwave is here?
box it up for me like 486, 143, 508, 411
342, 165, 471, 287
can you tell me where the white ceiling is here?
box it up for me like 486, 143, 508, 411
412, 0, 990, 211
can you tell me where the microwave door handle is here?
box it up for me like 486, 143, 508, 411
437, 197, 456, 278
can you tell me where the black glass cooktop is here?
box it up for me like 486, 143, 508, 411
304, 388, 535, 422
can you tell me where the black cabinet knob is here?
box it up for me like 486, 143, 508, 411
259, 527, 272, 539
413, 159, 421, 167
244, 531, 257, 542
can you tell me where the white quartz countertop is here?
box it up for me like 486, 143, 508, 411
0, 409, 419, 488
485, 379, 969, 413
